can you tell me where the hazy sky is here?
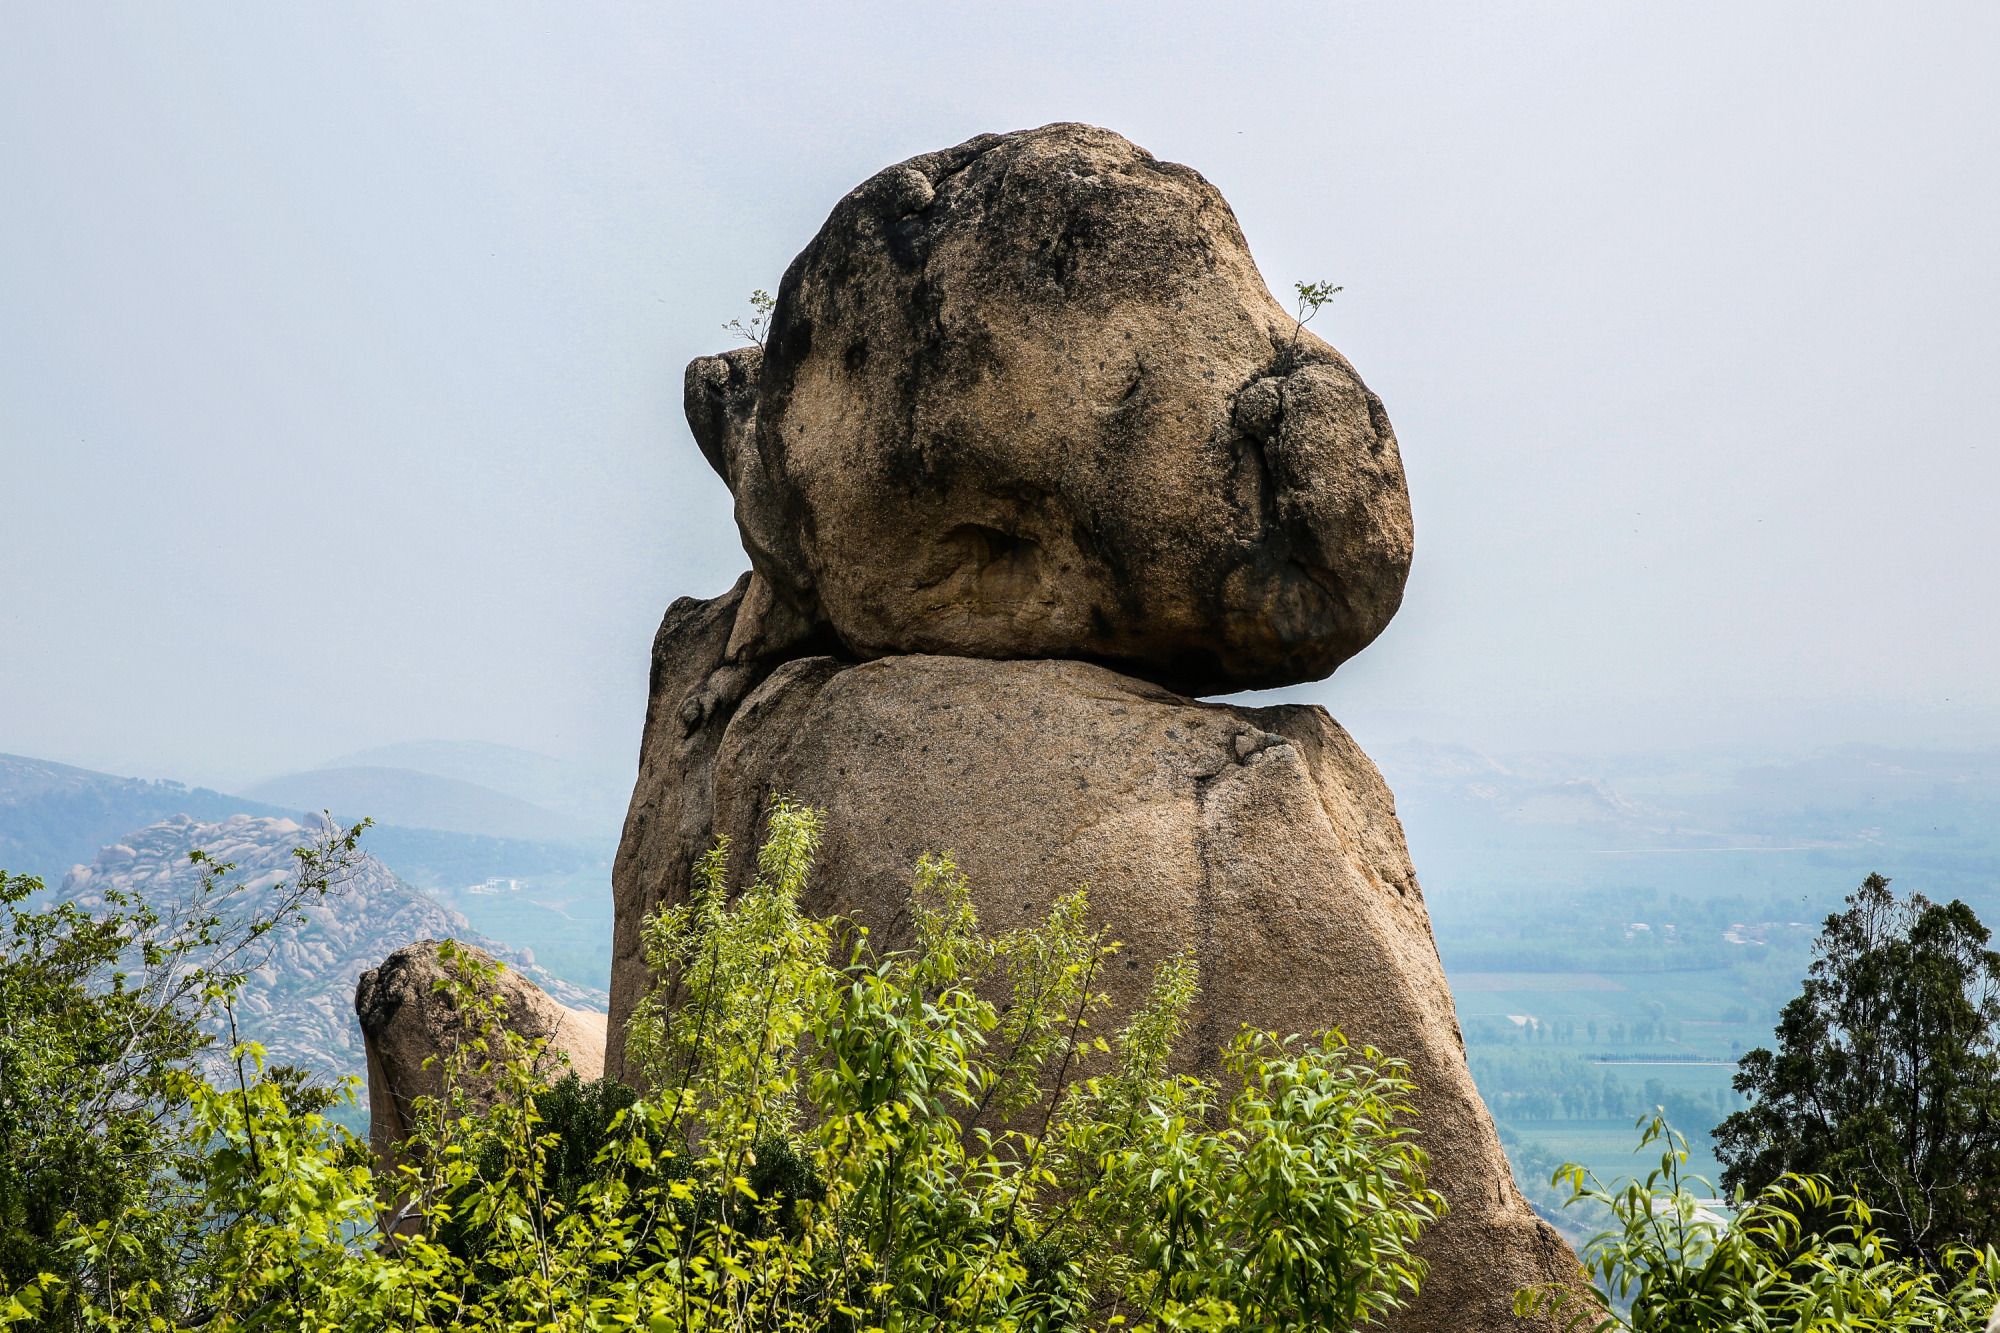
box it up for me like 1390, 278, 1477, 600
3, 2, 1995, 791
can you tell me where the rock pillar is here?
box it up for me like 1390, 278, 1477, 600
611, 123, 1588, 1330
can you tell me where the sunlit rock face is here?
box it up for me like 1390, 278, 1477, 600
356, 939, 605, 1166
617, 125, 1588, 1330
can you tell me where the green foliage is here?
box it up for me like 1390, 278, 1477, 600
621, 799, 1445, 1331
1284, 280, 1341, 368
532, 1072, 643, 1212
724, 289, 776, 348
1516, 1115, 2000, 1332
1, 798, 1449, 1332
1715, 874, 2000, 1266
1291, 280, 1340, 323
0, 818, 372, 1330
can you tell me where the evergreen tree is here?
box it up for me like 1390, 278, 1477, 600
1715, 873, 2000, 1265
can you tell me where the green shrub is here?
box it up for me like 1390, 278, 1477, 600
1, 799, 1446, 1333
1516, 1115, 2000, 1331
0, 822, 372, 1332
1716, 874, 2000, 1266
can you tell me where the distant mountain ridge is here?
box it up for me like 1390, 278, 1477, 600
238, 765, 583, 841
2, 752, 613, 885
0, 751, 614, 988
316, 739, 628, 838
1375, 740, 2000, 853
1370, 739, 2000, 970
1, 752, 301, 883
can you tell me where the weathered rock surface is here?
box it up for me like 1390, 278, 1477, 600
56, 813, 604, 1091
687, 123, 1412, 697
356, 939, 607, 1163
609, 585, 1583, 1330
604, 570, 836, 1081
624, 123, 1579, 1328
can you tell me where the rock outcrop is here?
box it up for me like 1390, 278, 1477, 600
57, 813, 603, 1089
612, 598, 1581, 1329
688, 123, 1412, 697
356, 939, 606, 1164
612, 123, 1584, 1330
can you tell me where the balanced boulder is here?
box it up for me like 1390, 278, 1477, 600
615, 124, 1585, 1330
687, 123, 1412, 696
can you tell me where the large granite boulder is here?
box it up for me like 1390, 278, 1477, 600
604, 571, 832, 1079
686, 123, 1412, 697
609, 586, 1583, 1331
619, 123, 1580, 1328
356, 939, 607, 1165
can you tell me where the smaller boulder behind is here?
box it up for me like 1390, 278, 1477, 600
355, 939, 607, 1165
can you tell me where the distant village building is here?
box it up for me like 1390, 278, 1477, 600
466, 877, 521, 895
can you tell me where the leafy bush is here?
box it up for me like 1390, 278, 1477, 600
1, 800, 1447, 1332
0, 822, 371, 1330
1516, 1115, 2000, 1332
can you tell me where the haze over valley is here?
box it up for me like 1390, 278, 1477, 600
8, 729, 1993, 1222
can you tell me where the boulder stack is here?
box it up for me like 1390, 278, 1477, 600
615, 124, 1584, 1331
688, 123, 1412, 697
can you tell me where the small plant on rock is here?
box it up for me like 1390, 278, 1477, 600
723, 289, 776, 349
1284, 279, 1342, 369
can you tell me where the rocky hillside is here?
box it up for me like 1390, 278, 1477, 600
0, 752, 299, 883
2, 753, 615, 986
55, 812, 606, 1091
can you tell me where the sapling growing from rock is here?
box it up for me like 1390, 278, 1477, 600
722, 289, 775, 349
1286, 279, 1342, 369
